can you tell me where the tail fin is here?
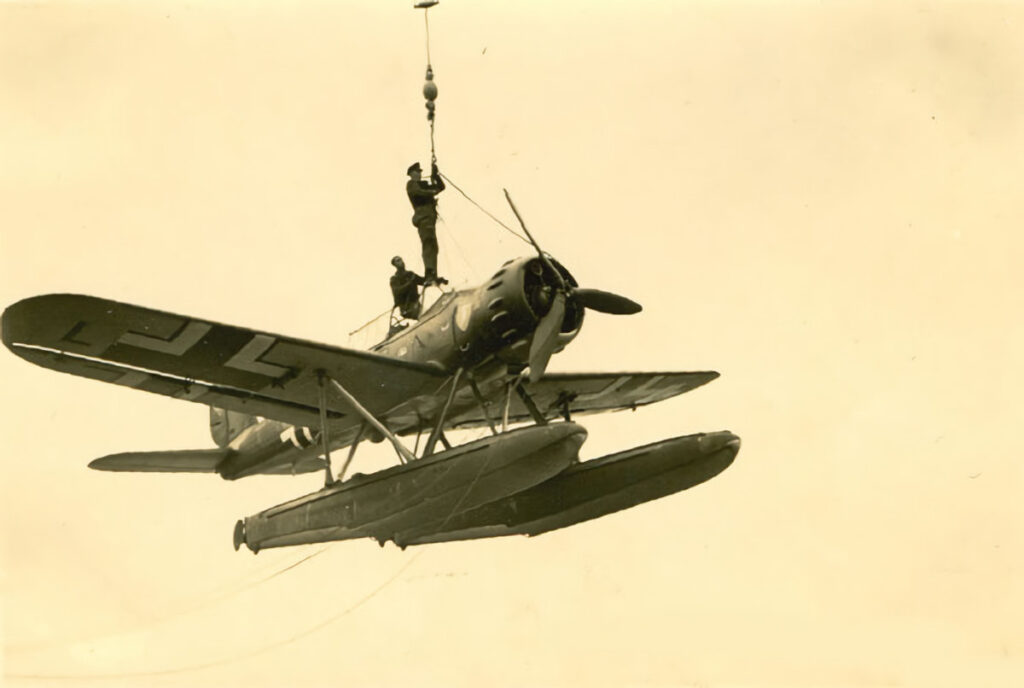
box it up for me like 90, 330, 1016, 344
210, 407, 258, 448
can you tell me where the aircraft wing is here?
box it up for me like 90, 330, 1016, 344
2, 294, 451, 432
443, 371, 720, 429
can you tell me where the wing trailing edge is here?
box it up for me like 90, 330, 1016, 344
1, 293, 450, 433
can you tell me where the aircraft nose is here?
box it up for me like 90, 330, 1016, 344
697, 431, 741, 455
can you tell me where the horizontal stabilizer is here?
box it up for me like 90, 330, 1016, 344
89, 448, 230, 473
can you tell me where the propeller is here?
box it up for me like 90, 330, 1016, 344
503, 189, 642, 382
526, 291, 566, 381
573, 288, 642, 315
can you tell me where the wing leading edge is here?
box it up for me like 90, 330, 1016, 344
439, 371, 720, 431
2, 293, 451, 434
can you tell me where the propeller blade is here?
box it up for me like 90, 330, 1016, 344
573, 288, 642, 315
528, 291, 566, 383
503, 189, 567, 290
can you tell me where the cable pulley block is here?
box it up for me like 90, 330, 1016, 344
424, 66, 437, 121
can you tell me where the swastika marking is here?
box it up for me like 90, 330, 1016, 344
118, 322, 212, 355
225, 334, 291, 377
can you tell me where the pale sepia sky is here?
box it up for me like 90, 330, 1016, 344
2, 2, 1022, 687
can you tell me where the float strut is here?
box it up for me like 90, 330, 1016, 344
423, 367, 463, 458
324, 375, 416, 464
413, 417, 424, 456
468, 375, 499, 435
338, 423, 365, 482
501, 369, 535, 431
515, 383, 548, 426
502, 378, 515, 432
317, 371, 334, 486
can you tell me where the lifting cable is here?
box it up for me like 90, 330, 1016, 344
417, 1, 439, 167
415, 2, 530, 250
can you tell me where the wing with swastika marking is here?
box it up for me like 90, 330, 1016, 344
2, 294, 450, 432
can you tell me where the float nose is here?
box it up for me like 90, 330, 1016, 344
554, 421, 588, 455
697, 431, 741, 455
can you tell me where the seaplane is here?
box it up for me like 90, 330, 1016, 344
2, 207, 739, 553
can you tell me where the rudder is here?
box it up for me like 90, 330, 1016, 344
210, 407, 257, 448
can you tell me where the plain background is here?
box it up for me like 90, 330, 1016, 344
2, 1, 1022, 686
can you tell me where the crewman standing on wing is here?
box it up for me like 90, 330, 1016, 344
406, 161, 446, 285
389, 256, 425, 320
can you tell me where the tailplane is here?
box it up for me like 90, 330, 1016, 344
89, 449, 229, 473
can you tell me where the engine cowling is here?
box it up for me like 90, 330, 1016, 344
372, 256, 584, 375
450, 256, 584, 370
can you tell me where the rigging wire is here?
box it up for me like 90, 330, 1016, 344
437, 213, 480, 282
6, 551, 422, 682
347, 307, 391, 337
8, 438, 498, 681
7, 358, 505, 679
7, 545, 331, 656
439, 172, 531, 245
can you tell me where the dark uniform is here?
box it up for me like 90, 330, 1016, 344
406, 162, 446, 282
390, 263, 425, 320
